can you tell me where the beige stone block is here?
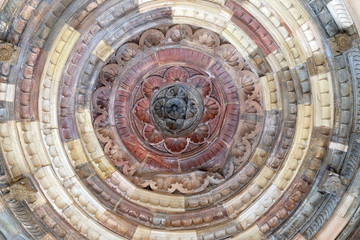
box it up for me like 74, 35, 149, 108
172, 2, 232, 34
295, 26, 313, 59
75, 109, 118, 180
67, 205, 124, 240
28, 192, 47, 209
69, 179, 107, 215
310, 74, 333, 128
287, 37, 306, 65
138, 0, 229, 13
260, 76, 273, 111
260, 74, 281, 110
0, 83, 15, 102
34, 166, 74, 212
249, 148, 268, 167
329, 142, 348, 152
315, 215, 348, 240
131, 188, 185, 212
138, 0, 173, 13
64, 139, 89, 166
223, 167, 274, 217
42, 233, 57, 240
231, 224, 262, 240
39, 24, 80, 129
150, 230, 197, 240
222, 22, 257, 58
293, 104, 312, 144
0, 0, 6, 10
5, 84, 15, 102
91, 156, 116, 180
132, 227, 151, 240
254, 166, 275, 188
0, 121, 29, 179
279, 42, 297, 68
276, 0, 310, 24
43, 128, 78, 182
327, 0, 354, 29
17, 121, 50, 173
223, 181, 262, 217
336, 193, 355, 218
266, 0, 300, 29
75, 109, 106, 160
265, 53, 283, 72
34, 166, 124, 239
54, 30, 80, 83
296, 21, 326, 66
238, 184, 281, 229
246, 0, 293, 43
274, 142, 307, 190
344, 0, 360, 32
0, 198, 4, 209
106, 171, 136, 197
92, 40, 114, 62
292, 233, 306, 240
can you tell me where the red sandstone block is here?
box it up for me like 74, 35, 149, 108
67, 63, 76, 76
0, 63, 11, 76
29, 0, 40, 8
71, 53, 82, 64
31, 46, 40, 54
23, 66, 34, 79
21, 78, 32, 93
26, 52, 38, 66
20, 106, 30, 119
20, 92, 30, 106
14, 19, 27, 34
82, 32, 93, 45
21, 6, 34, 21
77, 11, 88, 23
63, 74, 72, 86
86, 2, 98, 12
77, 44, 86, 55
90, 24, 101, 35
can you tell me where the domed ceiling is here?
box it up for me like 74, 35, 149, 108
0, 0, 359, 239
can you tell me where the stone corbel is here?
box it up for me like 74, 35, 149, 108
0, 42, 19, 64
327, 0, 354, 30
319, 170, 347, 197
1, 177, 37, 202
329, 33, 359, 56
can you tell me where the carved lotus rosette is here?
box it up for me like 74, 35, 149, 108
0, 43, 15, 62
131, 66, 220, 155
91, 24, 265, 194
115, 62, 229, 170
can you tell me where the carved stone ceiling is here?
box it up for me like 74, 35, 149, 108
0, 0, 359, 239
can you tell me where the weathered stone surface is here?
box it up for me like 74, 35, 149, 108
0, 0, 359, 239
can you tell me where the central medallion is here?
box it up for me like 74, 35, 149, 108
150, 84, 203, 137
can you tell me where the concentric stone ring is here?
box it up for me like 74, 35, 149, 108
151, 83, 203, 136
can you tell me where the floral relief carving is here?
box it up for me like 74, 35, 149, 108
133, 171, 224, 194
166, 24, 192, 42
193, 29, 220, 48
131, 66, 221, 155
139, 29, 165, 48
0, 43, 15, 62
92, 24, 264, 194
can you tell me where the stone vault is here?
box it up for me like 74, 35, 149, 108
0, 0, 359, 239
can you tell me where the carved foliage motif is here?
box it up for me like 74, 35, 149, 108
0, 43, 14, 62
132, 67, 219, 155
92, 25, 264, 194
